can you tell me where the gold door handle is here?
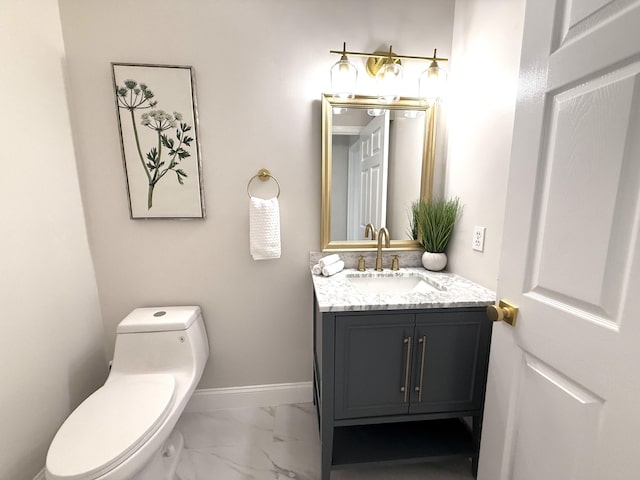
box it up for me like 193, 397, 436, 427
400, 336, 412, 403
487, 300, 518, 326
415, 336, 427, 402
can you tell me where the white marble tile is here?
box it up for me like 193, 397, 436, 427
176, 445, 276, 480
176, 406, 275, 449
175, 403, 474, 480
264, 439, 320, 480
310, 251, 424, 270
272, 403, 318, 443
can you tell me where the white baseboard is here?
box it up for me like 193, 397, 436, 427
185, 381, 313, 412
33, 468, 45, 480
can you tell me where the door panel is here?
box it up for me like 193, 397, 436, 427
528, 62, 640, 320
510, 355, 603, 480
411, 310, 490, 414
410, 322, 479, 413
334, 314, 414, 419
479, 1, 640, 479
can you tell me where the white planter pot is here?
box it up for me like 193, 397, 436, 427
422, 252, 447, 271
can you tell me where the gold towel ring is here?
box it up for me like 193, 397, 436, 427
247, 168, 281, 199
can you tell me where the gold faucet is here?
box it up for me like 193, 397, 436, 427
364, 223, 377, 240
375, 227, 390, 271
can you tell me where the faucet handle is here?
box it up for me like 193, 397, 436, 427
391, 255, 399, 271
358, 255, 366, 271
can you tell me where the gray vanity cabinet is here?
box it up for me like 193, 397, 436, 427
334, 310, 487, 419
313, 299, 492, 480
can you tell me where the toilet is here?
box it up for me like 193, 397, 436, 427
45, 306, 209, 480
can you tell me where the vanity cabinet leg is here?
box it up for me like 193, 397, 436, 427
320, 422, 333, 480
471, 415, 481, 477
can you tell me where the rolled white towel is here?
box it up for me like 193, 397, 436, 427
322, 260, 345, 277
318, 254, 341, 268
311, 264, 322, 275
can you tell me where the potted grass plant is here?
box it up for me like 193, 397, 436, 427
414, 197, 462, 271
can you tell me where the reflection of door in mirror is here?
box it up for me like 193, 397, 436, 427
347, 112, 389, 240
331, 108, 423, 242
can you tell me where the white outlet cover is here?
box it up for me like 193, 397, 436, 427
473, 226, 486, 252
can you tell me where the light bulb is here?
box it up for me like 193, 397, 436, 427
367, 108, 385, 117
331, 55, 357, 99
419, 61, 447, 105
376, 60, 404, 104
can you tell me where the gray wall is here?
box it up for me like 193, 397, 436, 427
444, 0, 526, 290
0, 1, 106, 478
388, 116, 424, 238
331, 135, 350, 240
58, 0, 455, 389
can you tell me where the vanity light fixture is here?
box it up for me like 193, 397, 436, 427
367, 108, 386, 117
419, 50, 448, 104
375, 46, 405, 103
330, 42, 358, 99
329, 43, 448, 104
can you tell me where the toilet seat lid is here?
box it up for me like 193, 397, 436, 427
46, 374, 176, 480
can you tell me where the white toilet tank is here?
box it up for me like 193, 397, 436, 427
111, 306, 209, 378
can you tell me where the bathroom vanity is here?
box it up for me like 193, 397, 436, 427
311, 267, 495, 479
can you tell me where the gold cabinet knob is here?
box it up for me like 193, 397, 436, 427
486, 300, 518, 326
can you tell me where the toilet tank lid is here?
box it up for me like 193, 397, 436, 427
117, 306, 201, 333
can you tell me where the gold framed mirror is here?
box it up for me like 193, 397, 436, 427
321, 94, 437, 251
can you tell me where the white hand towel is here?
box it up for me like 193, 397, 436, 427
318, 254, 341, 268
322, 260, 345, 277
250, 197, 281, 260
311, 264, 322, 275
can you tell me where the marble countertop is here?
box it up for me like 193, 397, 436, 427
312, 267, 496, 312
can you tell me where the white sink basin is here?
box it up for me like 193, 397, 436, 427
346, 274, 442, 295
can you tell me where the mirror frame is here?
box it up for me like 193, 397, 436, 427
321, 93, 437, 251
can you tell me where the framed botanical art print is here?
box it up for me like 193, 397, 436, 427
112, 63, 205, 219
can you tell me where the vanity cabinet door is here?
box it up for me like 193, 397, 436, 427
410, 310, 490, 414
334, 313, 415, 419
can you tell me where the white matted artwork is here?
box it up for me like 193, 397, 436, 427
112, 63, 204, 219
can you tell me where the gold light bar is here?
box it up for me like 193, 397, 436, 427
329, 47, 448, 64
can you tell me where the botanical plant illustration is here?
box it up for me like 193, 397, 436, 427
115, 80, 193, 209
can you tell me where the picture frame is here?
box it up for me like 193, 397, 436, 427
112, 63, 205, 219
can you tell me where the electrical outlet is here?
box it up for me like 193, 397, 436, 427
473, 226, 486, 252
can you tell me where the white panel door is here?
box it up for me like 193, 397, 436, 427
479, 2, 640, 480
346, 112, 389, 240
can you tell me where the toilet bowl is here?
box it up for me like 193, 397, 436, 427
45, 306, 209, 480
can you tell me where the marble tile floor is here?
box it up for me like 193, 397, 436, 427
174, 403, 475, 480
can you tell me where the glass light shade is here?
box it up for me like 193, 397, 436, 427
331, 56, 358, 99
376, 61, 404, 104
419, 63, 447, 104
367, 108, 386, 117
